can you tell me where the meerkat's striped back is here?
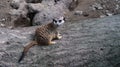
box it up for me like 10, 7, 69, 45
35, 23, 57, 45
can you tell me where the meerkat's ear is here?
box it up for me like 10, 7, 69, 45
63, 17, 66, 21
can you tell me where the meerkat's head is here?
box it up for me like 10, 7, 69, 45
52, 16, 65, 27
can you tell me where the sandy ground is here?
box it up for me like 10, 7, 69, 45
0, 14, 120, 67
0, 0, 12, 27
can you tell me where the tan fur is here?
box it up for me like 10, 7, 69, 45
35, 22, 62, 45
18, 17, 64, 63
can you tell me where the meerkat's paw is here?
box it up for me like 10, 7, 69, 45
57, 33, 62, 39
50, 41, 56, 45
57, 35, 62, 39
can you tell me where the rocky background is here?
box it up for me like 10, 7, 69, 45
0, 0, 120, 27
0, 0, 120, 67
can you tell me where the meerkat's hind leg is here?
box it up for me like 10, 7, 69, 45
50, 41, 56, 45
48, 38, 56, 45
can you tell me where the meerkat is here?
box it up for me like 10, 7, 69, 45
18, 16, 65, 63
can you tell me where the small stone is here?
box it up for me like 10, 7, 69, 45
82, 12, 89, 17
100, 15, 106, 18
0, 41, 6, 44
0, 18, 6, 22
2, 19, 5, 21
74, 11, 83, 16
0, 23, 5, 27
92, 3, 103, 10
8, 26, 14, 29
116, 4, 119, 10
106, 13, 113, 16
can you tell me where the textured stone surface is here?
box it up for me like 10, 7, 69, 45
0, 15, 120, 67
9, 0, 72, 26
10, 0, 31, 27
32, 3, 68, 25
1, 0, 120, 27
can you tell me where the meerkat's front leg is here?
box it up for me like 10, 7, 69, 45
56, 31, 62, 39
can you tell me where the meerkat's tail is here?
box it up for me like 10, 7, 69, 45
18, 41, 38, 63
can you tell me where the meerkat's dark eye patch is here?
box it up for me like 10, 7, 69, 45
54, 20, 57, 23
53, 19, 57, 23
59, 20, 62, 22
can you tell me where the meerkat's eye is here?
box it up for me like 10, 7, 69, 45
54, 20, 57, 23
59, 20, 62, 22
53, 19, 57, 23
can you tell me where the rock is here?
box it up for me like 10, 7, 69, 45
32, 3, 68, 25
115, 4, 119, 10
0, 18, 6, 22
0, 14, 120, 67
68, 0, 79, 11
10, 0, 31, 27
105, 10, 113, 16
27, 3, 45, 12
0, 23, 6, 27
1, 18, 6, 21
10, 9, 31, 27
12, 15, 31, 27
10, 0, 25, 9
82, 12, 89, 17
94, 0, 120, 16
91, 3, 103, 10
74, 10, 83, 16
100, 15, 106, 18
106, 13, 113, 16
10, 0, 73, 26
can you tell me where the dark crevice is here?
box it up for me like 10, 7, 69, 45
68, 0, 79, 11
54, 0, 60, 4
10, 3, 19, 9
27, 12, 37, 26
25, 0, 42, 3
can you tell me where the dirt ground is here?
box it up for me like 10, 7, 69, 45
67, 0, 120, 21
0, 0, 12, 27
0, 0, 120, 67
67, 0, 96, 21
0, 14, 120, 67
